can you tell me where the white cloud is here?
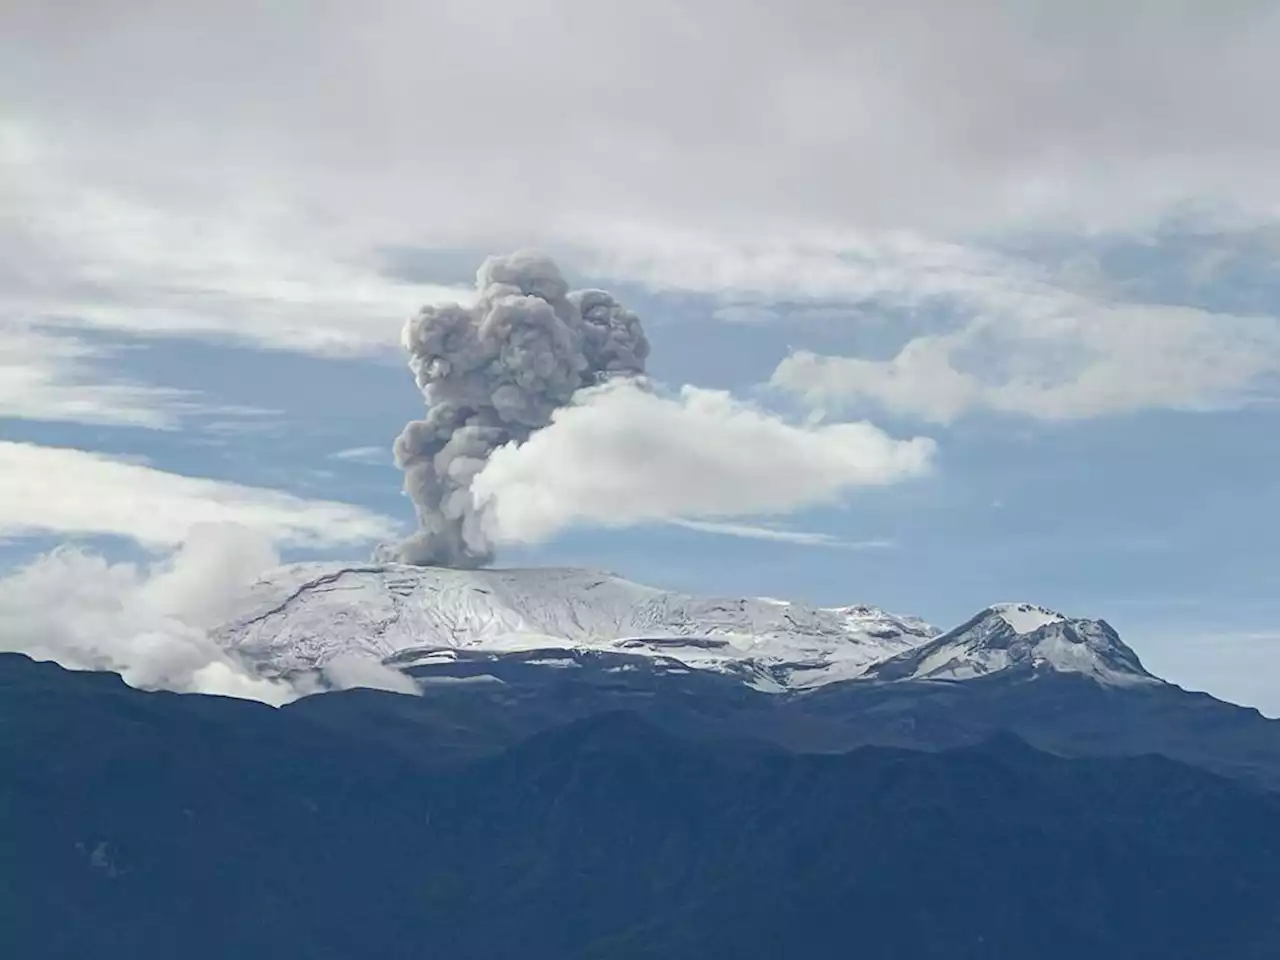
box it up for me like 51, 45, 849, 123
0, 522, 422, 705
5, 1, 1274, 442
0, 321, 274, 428
471, 379, 934, 545
575, 223, 1280, 422
9, 2, 1280, 240
8, 4, 1280, 419
771, 297, 1280, 423
573, 223, 1028, 306
329, 445, 390, 465
0, 324, 183, 427
7, 4, 1280, 371
0, 441, 399, 548
320, 653, 420, 695
1, 128, 472, 355
0, 524, 299, 704
666, 517, 894, 549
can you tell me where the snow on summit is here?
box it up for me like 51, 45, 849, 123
865, 603, 1158, 687
212, 564, 1161, 695
989, 603, 1065, 635
215, 563, 938, 691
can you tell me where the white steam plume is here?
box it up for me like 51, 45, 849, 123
0, 524, 298, 704
1, 523, 419, 703
378, 251, 649, 567
470, 380, 937, 544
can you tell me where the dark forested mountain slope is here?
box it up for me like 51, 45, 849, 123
4, 653, 1280, 960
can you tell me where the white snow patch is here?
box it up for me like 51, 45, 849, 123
211, 563, 1154, 695
870, 607, 1159, 688
214, 563, 939, 692
524, 657, 580, 669
410, 650, 459, 665
990, 602, 1064, 634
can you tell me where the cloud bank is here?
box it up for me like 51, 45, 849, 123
8, 3, 1280, 435
10, 2, 1280, 238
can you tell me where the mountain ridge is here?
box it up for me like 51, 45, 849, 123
865, 603, 1157, 687
4, 650, 1280, 960
216, 561, 1152, 694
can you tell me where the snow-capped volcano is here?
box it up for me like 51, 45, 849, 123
214, 564, 1160, 694
864, 602, 1157, 687
216, 563, 938, 691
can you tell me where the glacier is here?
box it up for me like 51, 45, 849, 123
214, 563, 1158, 694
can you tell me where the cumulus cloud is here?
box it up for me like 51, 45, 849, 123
470, 379, 935, 545
771, 298, 1280, 423
564, 224, 1280, 422
0, 441, 398, 548
367, 250, 924, 562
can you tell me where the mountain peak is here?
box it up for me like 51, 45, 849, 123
214, 562, 1161, 696
986, 602, 1066, 634
865, 604, 1158, 688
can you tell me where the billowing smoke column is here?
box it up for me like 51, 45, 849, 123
377, 251, 650, 568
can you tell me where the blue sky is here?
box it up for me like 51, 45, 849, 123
3, 1, 1280, 713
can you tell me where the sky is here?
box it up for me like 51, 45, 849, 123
3, 0, 1280, 714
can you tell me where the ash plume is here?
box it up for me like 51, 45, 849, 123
377, 251, 649, 567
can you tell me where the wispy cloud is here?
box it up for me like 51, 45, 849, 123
0, 323, 189, 428
667, 517, 894, 549
2, 126, 472, 357
578, 223, 1280, 423
0, 441, 399, 549
329, 445, 390, 466
576, 225, 1276, 426
0, 321, 284, 430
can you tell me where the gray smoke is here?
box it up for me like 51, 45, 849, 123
377, 251, 650, 567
